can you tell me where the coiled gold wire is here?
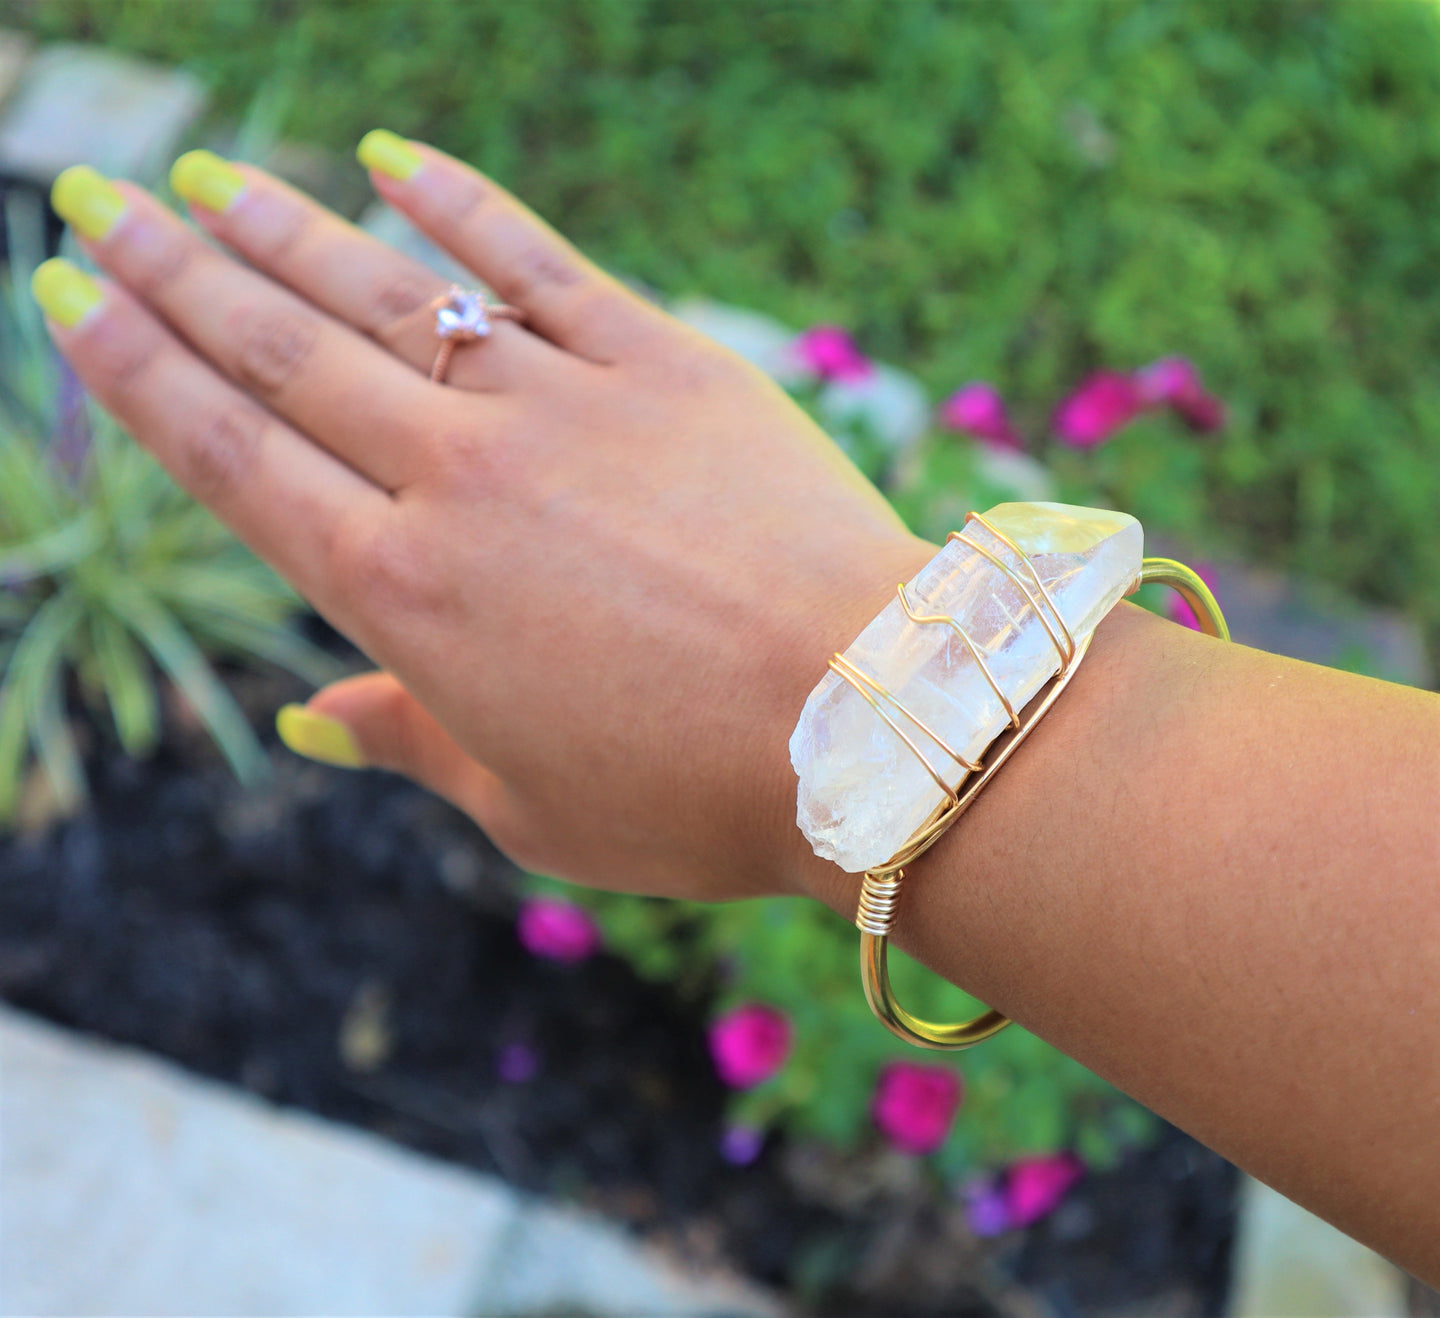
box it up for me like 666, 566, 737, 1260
840, 526, 1229, 1051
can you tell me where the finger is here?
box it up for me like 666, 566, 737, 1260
169, 151, 567, 392
52, 165, 444, 491
357, 130, 671, 365
33, 259, 386, 619
277, 671, 520, 842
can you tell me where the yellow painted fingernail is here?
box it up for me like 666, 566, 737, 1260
357, 129, 422, 182
31, 258, 104, 329
276, 704, 367, 769
51, 165, 127, 241
170, 150, 247, 213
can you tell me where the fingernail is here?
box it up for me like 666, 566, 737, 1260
51, 165, 128, 241
276, 704, 367, 769
31, 258, 104, 329
170, 149, 247, 213
357, 129, 422, 182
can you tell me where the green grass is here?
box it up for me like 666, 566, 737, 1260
11, 0, 1440, 660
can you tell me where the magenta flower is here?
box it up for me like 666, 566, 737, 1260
872, 1060, 963, 1155
1135, 355, 1199, 407
1137, 356, 1225, 433
516, 896, 601, 963
793, 325, 873, 383
1053, 371, 1147, 448
1004, 1152, 1085, 1228
708, 1003, 793, 1089
939, 382, 1023, 450
1167, 562, 1220, 631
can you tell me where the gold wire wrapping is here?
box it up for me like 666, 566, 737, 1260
844, 524, 1230, 1051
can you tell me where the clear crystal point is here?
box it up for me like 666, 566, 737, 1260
790, 502, 1142, 873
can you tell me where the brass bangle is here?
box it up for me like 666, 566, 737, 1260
856, 554, 1230, 1051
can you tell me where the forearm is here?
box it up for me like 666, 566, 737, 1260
789, 595, 1440, 1283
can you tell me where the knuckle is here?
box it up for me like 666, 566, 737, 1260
496, 243, 583, 304
652, 340, 748, 399
89, 318, 166, 402
180, 406, 264, 505
366, 271, 438, 334
330, 516, 448, 618
129, 230, 198, 300
443, 178, 489, 228
251, 202, 312, 266
232, 305, 319, 395
427, 421, 524, 499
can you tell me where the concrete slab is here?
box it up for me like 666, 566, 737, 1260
1227, 1176, 1408, 1317
0, 43, 205, 184
0, 1006, 781, 1317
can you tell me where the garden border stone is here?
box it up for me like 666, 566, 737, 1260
0, 1004, 782, 1318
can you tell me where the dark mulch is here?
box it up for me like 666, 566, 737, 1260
0, 665, 1236, 1316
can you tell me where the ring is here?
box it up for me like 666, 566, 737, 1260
428, 285, 523, 383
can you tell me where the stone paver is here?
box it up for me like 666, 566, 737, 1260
1227, 1176, 1408, 1317
0, 1005, 781, 1317
0, 43, 205, 184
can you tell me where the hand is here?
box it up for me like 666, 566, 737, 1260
38, 134, 932, 902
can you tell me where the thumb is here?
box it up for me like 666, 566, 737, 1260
275, 671, 508, 826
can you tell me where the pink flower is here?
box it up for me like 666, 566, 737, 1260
1167, 562, 1220, 631
1135, 355, 1199, 407
708, 1004, 793, 1089
1137, 356, 1226, 433
793, 325, 873, 383
516, 897, 601, 963
939, 382, 1023, 450
872, 1060, 963, 1154
1053, 371, 1147, 448
1004, 1152, 1085, 1228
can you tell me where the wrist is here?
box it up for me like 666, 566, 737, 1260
763, 532, 941, 911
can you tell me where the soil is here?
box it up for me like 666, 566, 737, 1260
0, 656, 1238, 1317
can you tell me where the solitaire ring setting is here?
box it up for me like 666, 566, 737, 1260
428, 284, 523, 383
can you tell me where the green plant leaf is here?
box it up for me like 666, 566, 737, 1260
0, 513, 102, 583
89, 610, 159, 757
105, 583, 269, 784
0, 587, 85, 819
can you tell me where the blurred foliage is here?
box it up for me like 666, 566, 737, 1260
0, 192, 338, 825
12, 0, 1440, 655
529, 874, 1154, 1174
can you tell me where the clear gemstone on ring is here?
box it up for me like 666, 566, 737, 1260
435, 287, 492, 340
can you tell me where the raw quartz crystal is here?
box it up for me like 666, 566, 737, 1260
791, 502, 1143, 873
